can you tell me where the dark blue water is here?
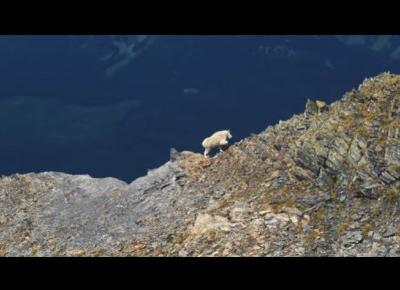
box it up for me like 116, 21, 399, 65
0, 35, 399, 182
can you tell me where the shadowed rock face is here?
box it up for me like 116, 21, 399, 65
2, 72, 400, 256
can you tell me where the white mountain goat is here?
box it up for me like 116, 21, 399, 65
201, 130, 232, 158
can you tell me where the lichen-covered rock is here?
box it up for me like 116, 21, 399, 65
2, 72, 400, 256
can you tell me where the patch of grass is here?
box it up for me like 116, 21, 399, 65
384, 187, 399, 202
174, 233, 186, 244
153, 246, 164, 256
314, 206, 326, 224
372, 206, 382, 218
359, 85, 377, 98
304, 228, 323, 247
0, 244, 5, 256
29, 242, 40, 256
341, 114, 355, 125
330, 190, 337, 201
355, 126, 370, 138
91, 247, 106, 257
270, 196, 295, 213
207, 230, 217, 241
362, 223, 372, 238
337, 222, 349, 236
383, 75, 400, 87
330, 204, 342, 219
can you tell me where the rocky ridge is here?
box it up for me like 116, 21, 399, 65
1, 72, 400, 256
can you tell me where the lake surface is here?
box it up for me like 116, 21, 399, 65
1, 35, 399, 182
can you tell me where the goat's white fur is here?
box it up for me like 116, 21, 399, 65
201, 130, 232, 157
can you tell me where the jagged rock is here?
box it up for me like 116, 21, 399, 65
316, 168, 331, 189
316, 100, 327, 111
189, 214, 231, 235
169, 148, 180, 161
344, 231, 363, 245
2, 73, 400, 256
305, 99, 318, 116
358, 181, 382, 199
347, 137, 365, 165
280, 207, 303, 217
296, 143, 321, 175
385, 140, 400, 165
383, 226, 397, 238
380, 169, 398, 184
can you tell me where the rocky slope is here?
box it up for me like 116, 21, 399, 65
2, 72, 400, 256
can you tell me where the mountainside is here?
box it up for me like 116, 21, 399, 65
2, 72, 400, 256
3, 36, 400, 183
